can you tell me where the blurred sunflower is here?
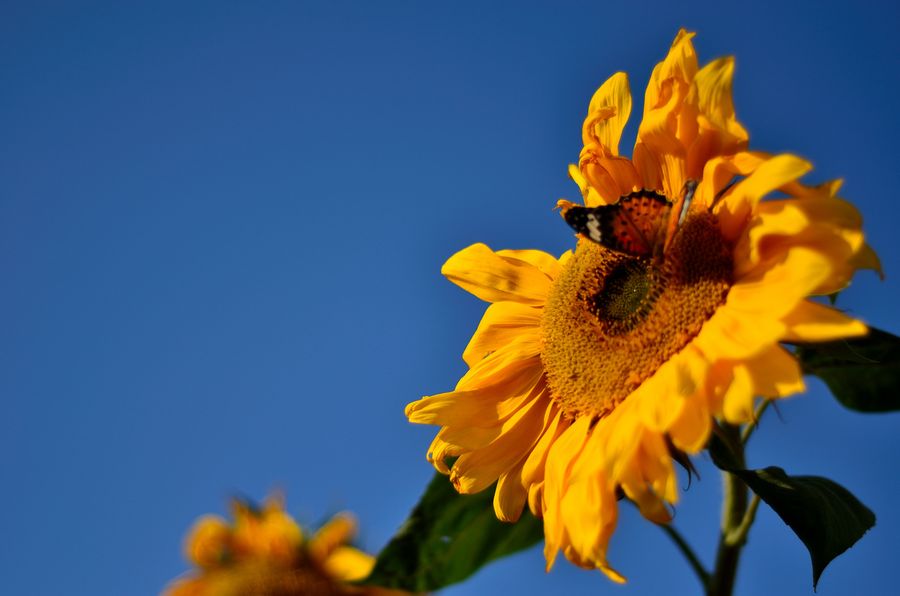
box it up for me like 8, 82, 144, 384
405, 29, 880, 581
163, 494, 405, 596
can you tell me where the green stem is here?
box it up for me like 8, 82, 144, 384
661, 524, 710, 589
707, 424, 749, 596
725, 494, 761, 547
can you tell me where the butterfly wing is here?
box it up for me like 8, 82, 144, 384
562, 191, 672, 257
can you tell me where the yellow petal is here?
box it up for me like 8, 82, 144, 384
737, 196, 865, 272
715, 345, 805, 424
406, 365, 543, 428
728, 246, 833, 327
716, 154, 813, 241
687, 56, 749, 177
848, 242, 883, 280
602, 435, 675, 525
694, 56, 744, 135
693, 304, 785, 360
600, 155, 642, 197
568, 163, 607, 206
632, 142, 662, 192
583, 72, 632, 156
543, 416, 592, 570
599, 562, 628, 584
184, 515, 231, 568
308, 513, 357, 563
638, 77, 691, 155
521, 405, 566, 488
590, 406, 639, 477
162, 576, 207, 596
633, 362, 680, 432
428, 430, 464, 473
638, 347, 712, 453
695, 151, 767, 209
716, 345, 804, 424
578, 148, 642, 205
494, 456, 528, 522
739, 227, 867, 296
643, 29, 699, 115
559, 464, 619, 567
782, 177, 843, 199
721, 363, 754, 423
781, 300, 868, 342
496, 248, 562, 279
322, 546, 375, 582
442, 243, 553, 304
450, 394, 548, 494
647, 440, 679, 505
742, 344, 805, 399
578, 156, 623, 206
438, 423, 502, 451
463, 301, 542, 366
456, 338, 542, 390
613, 429, 676, 521
730, 245, 833, 315
668, 390, 711, 453
256, 508, 303, 566
553, 430, 625, 576
812, 239, 878, 295
635, 77, 694, 197
527, 481, 544, 518
635, 29, 700, 197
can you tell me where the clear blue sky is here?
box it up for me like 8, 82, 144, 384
2, 1, 898, 594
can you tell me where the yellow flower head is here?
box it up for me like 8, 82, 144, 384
164, 494, 405, 596
406, 30, 880, 582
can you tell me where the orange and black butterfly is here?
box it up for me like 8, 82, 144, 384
561, 180, 698, 262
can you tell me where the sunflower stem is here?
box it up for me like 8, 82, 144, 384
707, 423, 750, 596
661, 523, 710, 588
724, 494, 761, 547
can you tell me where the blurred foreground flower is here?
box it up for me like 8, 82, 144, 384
164, 494, 406, 596
405, 29, 880, 584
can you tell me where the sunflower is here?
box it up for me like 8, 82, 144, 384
163, 494, 405, 596
405, 29, 880, 582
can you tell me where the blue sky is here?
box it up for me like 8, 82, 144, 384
2, 1, 898, 594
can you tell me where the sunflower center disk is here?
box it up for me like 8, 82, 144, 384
540, 212, 733, 420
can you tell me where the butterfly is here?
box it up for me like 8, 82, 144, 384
561, 180, 698, 262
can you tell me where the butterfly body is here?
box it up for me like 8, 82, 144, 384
562, 181, 697, 261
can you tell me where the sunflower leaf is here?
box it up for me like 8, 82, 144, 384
709, 435, 875, 588
361, 471, 543, 591
795, 326, 900, 412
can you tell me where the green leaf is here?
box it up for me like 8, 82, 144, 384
709, 435, 875, 588
795, 326, 900, 412
361, 472, 543, 592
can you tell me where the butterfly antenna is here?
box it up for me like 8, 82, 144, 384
709, 177, 739, 211
659, 180, 699, 259
679, 180, 698, 224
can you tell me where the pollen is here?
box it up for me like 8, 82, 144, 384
540, 212, 733, 419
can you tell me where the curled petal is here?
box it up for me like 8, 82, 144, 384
715, 153, 813, 241
688, 56, 749, 176
583, 71, 632, 156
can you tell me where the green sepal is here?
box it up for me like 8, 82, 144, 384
709, 435, 875, 588
360, 471, 543, 592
